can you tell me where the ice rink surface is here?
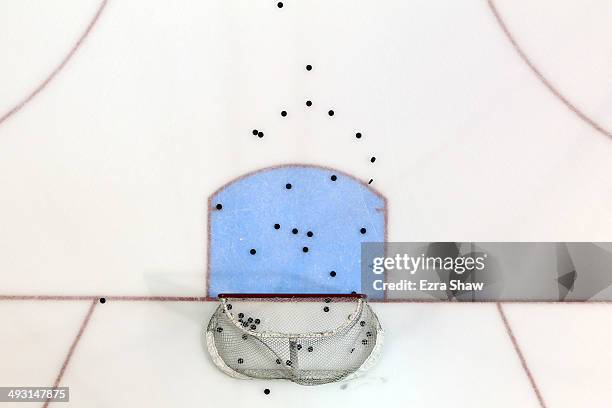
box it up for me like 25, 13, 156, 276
1, 0, 612, 406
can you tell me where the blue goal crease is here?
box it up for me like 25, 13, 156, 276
208, 166, 386, 298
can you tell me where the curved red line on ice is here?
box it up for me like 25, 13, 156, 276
487, 0, 612, 139
0, 0, 108, 127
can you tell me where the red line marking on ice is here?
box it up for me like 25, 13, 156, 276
0, 0, 108, 127
0, 295, 210, 302
497, 302, 547, 408
487, 0, 612, 139
1, 294, 611, 304
42, 299, 97, 408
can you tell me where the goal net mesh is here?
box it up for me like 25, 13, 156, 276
205, 294, 383, 385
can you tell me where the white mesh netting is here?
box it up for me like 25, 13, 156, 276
204, 294, 383, 385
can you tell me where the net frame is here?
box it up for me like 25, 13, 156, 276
204, 293, 384, 385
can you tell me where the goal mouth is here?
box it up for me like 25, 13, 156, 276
218, 295, 365, 338
218, 293, 366, 299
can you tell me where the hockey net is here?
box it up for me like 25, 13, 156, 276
205, 293, 383, 385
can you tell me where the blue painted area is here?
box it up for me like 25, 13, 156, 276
208, 166, 385, 298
